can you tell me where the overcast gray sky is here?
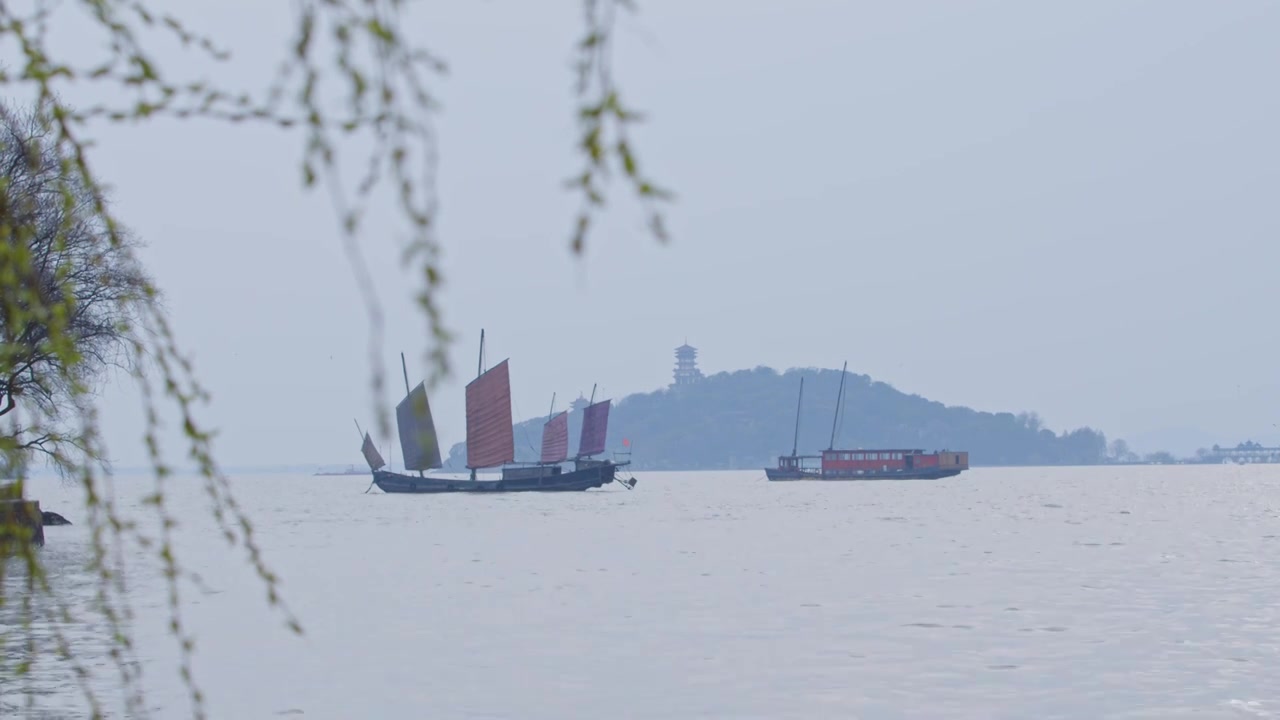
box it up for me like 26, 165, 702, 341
68, 1, 1280, 466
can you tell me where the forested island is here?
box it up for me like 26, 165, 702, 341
444, 366, 1111, 470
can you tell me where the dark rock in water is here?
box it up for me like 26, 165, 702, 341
41, 511, 71, 526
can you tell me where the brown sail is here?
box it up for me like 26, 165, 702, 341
540, 411, 569, 464
465, 359, 515, 469
578, 399, 611, 458
396, 381, 442, 470
360, 432, 386, 471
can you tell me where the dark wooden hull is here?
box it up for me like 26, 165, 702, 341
765, 467, 965, 481
373, 461, 624, 494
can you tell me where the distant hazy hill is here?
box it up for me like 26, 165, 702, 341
443, 366, 1109, 470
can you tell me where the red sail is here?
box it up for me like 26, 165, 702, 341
465, 359, 515, 469
578, 399, 611, 457
540, 411, 569, 464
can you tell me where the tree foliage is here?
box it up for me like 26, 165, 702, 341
0, 1, 666, 718
0, 104, 150, 468
1108, 439, 1138, 464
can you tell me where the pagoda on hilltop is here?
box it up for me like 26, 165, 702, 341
672, 341, 703, 387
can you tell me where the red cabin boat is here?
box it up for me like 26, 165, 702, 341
764, 364, 970, 482
767, 448, 969, 481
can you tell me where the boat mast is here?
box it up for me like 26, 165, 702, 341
477, 329, 486, 379
588, 383, 597, 405
828, 361, 848, 451
547, 392, 556, 424
401, 352, 425, 478
791, 376, 804, 457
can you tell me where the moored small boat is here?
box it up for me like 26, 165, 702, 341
765, 449, 969, 481
765, 363, 969, 482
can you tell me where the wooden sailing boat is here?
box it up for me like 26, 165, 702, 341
367, 331, 632, 493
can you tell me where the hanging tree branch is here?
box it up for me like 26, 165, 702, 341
0, 2, 668, 718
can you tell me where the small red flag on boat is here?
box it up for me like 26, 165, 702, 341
623, 438, 630, 447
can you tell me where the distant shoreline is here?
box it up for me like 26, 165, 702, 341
18, 460, 1250, 479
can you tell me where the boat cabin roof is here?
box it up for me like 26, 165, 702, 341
822, 448, 926, 455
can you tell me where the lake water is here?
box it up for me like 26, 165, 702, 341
5, 465, 1279, 719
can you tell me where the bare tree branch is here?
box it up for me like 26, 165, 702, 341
0, 101, 153, 471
